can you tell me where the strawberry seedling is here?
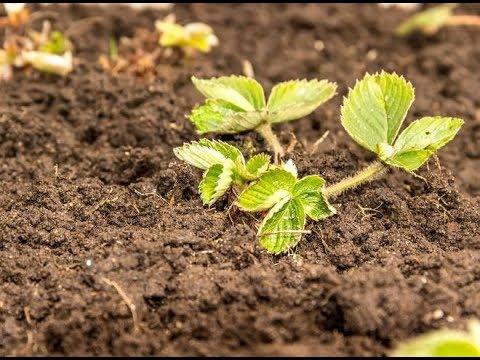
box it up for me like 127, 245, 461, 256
174, 138, 335, 254
324, 71, 464, 198
395, 4, 480, 36
188, 75, 337, 161
176, 71, 463, 255
0, 15, 73, 80
155, 13, 218, 56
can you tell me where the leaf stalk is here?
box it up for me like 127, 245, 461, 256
324, 161, 387, 199
255, 122, 285, 163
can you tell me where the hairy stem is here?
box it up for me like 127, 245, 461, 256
445, 15, 480, 27
255, 122, 284, 163
324, 161, 387, 199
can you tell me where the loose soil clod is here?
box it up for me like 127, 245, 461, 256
0, 3, 479, 356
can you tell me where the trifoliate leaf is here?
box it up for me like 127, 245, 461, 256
189, 99, 264, 134
21, 51, 73, 76
386, 116, 464, 171
40, 31, 71, 55
258, 197, 306, 254
341, 71, 414, 154
395, 4, 457, 36
245, 153, 271, 176
292, 175, 336, 221
265, 79, 337, 124
173, 140, 231, 170
392, 321, 480, 356
192, 75, 265, 111
236, 169, 296, 212
199, 161, 234, 205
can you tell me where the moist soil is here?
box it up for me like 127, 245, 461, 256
1, 3, 479, 356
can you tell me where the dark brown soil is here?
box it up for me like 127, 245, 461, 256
1, 3, 479, 356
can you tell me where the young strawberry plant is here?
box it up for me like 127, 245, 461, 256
395, 4, 480, 36
324, 70, 464, 198
174, 139, 335, 254
155, 14, 218, 56
392, 320, 480, 356
99, 14, 217, 80
188, 75, 337, 161
176, 71, 463, 255
0, 14, 73, 80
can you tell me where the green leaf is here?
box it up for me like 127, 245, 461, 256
258, 198, 306, 254
156, 21, 187, 47
173, 140, 230, 170
392, 321, 480, 357
341, 73, 389, 153
39, 31, 71, 55
198, 138, 243, 162
22, 51, 73, 76
189, 99, 264, 134
293, 175, 336, 221
183, 23, 218, 53
395, 4, 457, 36
374, 71, 414, 143
192, 75, 265, 111
386, 116, 464, 171
199, 162, 234, 205
341, 72, 415, 154
245, 153, 270, 176
236, 169, 296, 212
265, 79, 337, 123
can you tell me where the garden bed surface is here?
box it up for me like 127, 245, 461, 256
0, 3, 479, 356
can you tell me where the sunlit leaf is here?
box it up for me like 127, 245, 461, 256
392, 321, 480, 357
192, 75, 265, 111
341, 71, 414, 154
236, 169, 296, 212
189, 99, 264, 134
258, 197, 306, 254
245, 153, 270, 176
199, 161, 234, 205
395, 4, 457, 36
21, 50, 73, 76
173, 140, 231, 170
266, 79, 337, 123
39, 31, 71, 55
386, 116, 464, 171
198, 138, 243, 162
292, 175, 336, 221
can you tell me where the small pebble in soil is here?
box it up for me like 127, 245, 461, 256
432, 309, 444, 320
